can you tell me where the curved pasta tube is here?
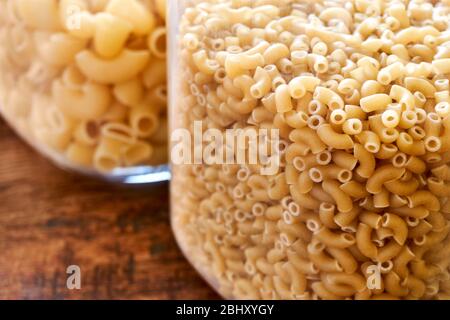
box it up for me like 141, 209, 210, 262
373, 187, 389, 208
360, 94, 392, 113
53, 80, 112, 120
275, 84, 293, 113
193, 50, 220, 76
76, 49, 150, 84
297, 171, 313, 194
310, 185, 335, 204
376, 143, 398, 159
340, 181, 369, 199
356, 131, 381, 153
409, 220, 433, 239
354, 143, 375, 178
405, 156, 426, 174
307, 53, 329, 74
332, 151, 358, 171
390, 84, 415, 110
377, 241, 403, 263
317, 124, 354, 150
381, 213, 408, 245
289, 127, 327, 154
359, 211, 382, 229
288, 76, 321, 99
315, 227, 356, 249
314, 86, 344, 110
289, 185, 321, 211
404, 77, 436, 98
390, 206, 429, 219
251, 67, 272, 99
378, 62, 405, 85
225, 53, 264, 78
307, 240, 344, 273
283, 110, 308, 129
334, 207, 360, 229
407, 190, 440, 211
321, 274, 356, 297
319, 165, 352, 183
384, 178, 419, 196
326, 247, 358, 274
325, 273, 367, 293
366, 165, 405, 194
322, 179, 353, 213
356, 223, 378, 259
263, 43, 290, 65
426, 211, 447, 233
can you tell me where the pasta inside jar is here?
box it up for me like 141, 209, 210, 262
0, 0, 168, 174
170, 0, 450, 299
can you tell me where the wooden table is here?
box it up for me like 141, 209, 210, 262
0, 119, 219, 300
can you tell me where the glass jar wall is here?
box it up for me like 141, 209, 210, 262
0, 0, 169, 182
170, 0, 450, 299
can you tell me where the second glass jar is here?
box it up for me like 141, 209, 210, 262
0, 0, 168, 179
170, 0, 450, 299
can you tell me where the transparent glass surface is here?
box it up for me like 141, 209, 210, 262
0, 0, 170, 184
170, 0, 450, 300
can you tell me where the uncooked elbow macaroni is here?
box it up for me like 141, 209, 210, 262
170, 0, 450, 300
0, 0, 167, 172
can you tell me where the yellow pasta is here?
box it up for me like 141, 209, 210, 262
0, 0, 168, 173
170, 0, 450, 301
356, 223, 378, 260
360, 94, 393, 113
317, 124, 354, 150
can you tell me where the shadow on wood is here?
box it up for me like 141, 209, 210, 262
0, 119, 219, 300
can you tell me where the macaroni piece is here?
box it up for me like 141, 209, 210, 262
0, 0, 167, 172
171, 0, 450, 300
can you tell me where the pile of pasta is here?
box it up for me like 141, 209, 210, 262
171, 0, 450, 299
0, 0, 167, 172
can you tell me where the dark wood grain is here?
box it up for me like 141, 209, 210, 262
0, 119, 219, 300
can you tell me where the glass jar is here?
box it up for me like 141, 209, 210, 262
0, 0, 169, 183
170, 0, 450, 299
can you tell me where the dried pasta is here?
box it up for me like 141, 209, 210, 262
0, 0, 167, 173
171, 0, 450, 300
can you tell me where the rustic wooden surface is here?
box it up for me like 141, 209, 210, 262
0, 119, 219, 300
